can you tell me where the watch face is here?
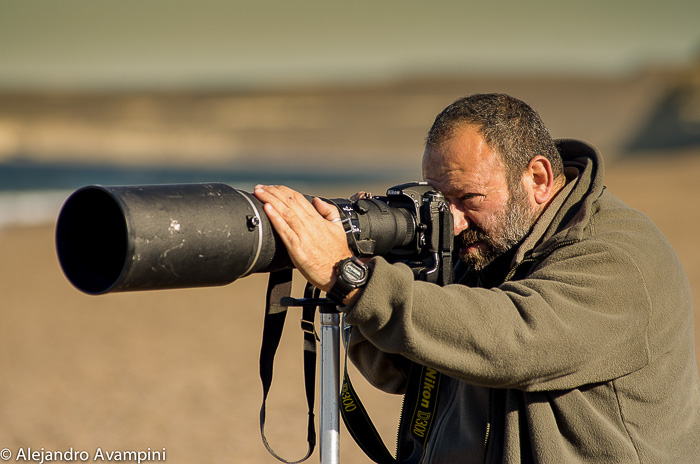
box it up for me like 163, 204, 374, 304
341, 259, 367, 285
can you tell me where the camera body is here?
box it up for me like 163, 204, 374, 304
55, 182, 454, 295
334, 182, 453, 285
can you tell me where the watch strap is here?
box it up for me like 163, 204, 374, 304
327, 283, 352, 304
327, 257, 368, 304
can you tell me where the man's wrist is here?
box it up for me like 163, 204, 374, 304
327, 256, 369, 305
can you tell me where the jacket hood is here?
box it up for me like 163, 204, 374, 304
514, 139, 605, 264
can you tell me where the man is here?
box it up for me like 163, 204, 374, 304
254, 94, 700, 462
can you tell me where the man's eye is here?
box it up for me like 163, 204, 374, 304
458, 194, 485, 209
461, 193, 482, 202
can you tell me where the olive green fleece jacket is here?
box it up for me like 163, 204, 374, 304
343, 140, 700, 463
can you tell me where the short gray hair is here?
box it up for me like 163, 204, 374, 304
426, 93, 563, 187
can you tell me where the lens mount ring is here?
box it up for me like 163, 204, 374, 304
238, 191, 265, 277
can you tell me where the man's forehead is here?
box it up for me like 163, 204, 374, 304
422, 130, 509, 195
423, 135, 502, 174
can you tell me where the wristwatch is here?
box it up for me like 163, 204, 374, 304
327, 256, 369, 304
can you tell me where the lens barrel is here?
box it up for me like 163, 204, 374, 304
55, 183, 420, 295
55, 183, 291, 294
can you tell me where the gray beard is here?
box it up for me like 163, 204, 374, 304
459, 184, 539, 271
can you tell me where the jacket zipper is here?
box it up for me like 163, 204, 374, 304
483, 422, 491, 448
481, 239, 578, 462
504, 239, 578, 283
395, 362, 415, 460
483, 388, 492, 460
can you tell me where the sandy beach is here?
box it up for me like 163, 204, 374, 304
1, 74, 699, 463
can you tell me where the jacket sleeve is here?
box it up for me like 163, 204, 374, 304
346, 326, 412, 394
344, 239, 652, 392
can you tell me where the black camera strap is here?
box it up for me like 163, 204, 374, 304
340, 327, 443, 464
340, 201, 453, 464
259, 269, 318, 463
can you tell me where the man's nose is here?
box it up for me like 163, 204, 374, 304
450, 203, 469, 235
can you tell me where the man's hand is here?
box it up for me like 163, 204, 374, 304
254, 185, 353, 293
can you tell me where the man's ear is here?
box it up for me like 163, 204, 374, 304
526, 156, 555, 205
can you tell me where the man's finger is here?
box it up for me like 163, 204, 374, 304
313, 197, 341, 221
255, 185, 319, 222
254, 185, 304, 225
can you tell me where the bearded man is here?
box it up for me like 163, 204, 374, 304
254, 93, 700, 463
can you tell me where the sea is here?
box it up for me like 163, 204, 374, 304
0, 159, 395, 229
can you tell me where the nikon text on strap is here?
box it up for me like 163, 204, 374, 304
340, 326, 443, 464
339, 202, 452, 463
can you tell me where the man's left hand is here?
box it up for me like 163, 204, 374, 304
253, 184, 353, 293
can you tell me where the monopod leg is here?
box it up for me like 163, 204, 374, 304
319, 308, 340, 464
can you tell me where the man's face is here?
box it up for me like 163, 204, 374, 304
422, 125, 539, 270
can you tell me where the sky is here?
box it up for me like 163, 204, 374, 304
1, 0, 699, 91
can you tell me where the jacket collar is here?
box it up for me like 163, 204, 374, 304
512, 139, 605, 266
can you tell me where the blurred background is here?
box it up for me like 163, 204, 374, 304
1, 1, 699, 462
